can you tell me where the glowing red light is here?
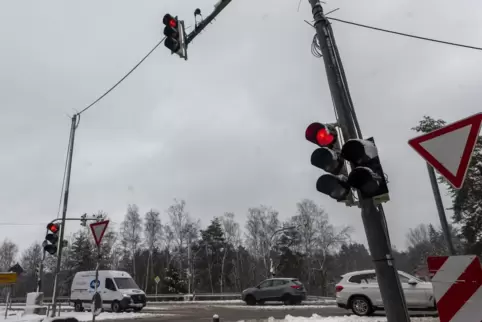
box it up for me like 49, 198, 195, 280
305, 122, 336, 147
316, 128, 334, 146
169, 19, 177, 28
47, 223, 60, 234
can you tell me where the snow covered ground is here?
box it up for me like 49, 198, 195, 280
147, 299, 337, 305
0, 311, 174, 322
218, 305, 335, 310
238, 315, 440, 322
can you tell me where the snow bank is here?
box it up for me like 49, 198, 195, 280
238, 315, 440, 322
1, 311, 174, 322
219, 305, 335, 310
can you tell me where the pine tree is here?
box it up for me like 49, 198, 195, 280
68, 229, 95, 272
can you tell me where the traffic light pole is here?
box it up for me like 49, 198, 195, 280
426, 163, 456, 255
308, 1, 410, 321
50, 114, 78, 317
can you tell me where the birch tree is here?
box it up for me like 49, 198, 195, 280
144, 209, 162, 291
121, 204, 143, 279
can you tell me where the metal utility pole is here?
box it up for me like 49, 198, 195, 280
308, 0, 410, 321
426, 163, 456, 255
50, 114, 78, 317
36, 250, 46, 292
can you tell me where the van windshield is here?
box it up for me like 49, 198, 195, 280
114, 278, 139, 290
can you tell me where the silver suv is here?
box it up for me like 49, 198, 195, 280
335, 269, 435, 316
241, 278, 307, 305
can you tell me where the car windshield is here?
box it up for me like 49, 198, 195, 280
114, 278, 139, 290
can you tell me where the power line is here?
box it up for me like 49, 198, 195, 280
327, 17, 482, 51
77, 37, 166, 116
0, 223, 46, 226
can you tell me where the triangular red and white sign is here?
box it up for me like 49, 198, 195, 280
408, 112, 482, 189
90, 220, 109, 246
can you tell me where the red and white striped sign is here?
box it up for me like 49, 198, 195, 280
427, 255, 482, 322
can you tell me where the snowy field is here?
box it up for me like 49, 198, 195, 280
0, 311, 173, 322
238, 315, 440, 322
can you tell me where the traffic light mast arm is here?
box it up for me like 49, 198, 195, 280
186, 0, 233, 45
48, 216, 102, 224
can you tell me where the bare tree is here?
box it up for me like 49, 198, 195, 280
144, 209, 162, 291
0, 239, 19, 271
121, 204, 143, 279
220, 212, 240, 292
245, 205, 280, 278
406, 224, 430, 249
20, 242, 42, 276
166, 199, 190, 272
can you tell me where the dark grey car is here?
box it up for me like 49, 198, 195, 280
241, 278, 307, 305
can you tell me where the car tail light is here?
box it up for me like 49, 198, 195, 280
335, 285, 344, 292
291, 285, 302, 290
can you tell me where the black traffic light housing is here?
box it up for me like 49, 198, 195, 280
44, 223, 60, 255
341, 137, 389, 203
163, 14, 187, 59
305, 122, 354, 203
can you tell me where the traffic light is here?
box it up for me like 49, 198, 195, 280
305, 122, 352, 202
163, 14, 187, 59
341, 137, 389, 203
80, 213, 87, 227
43, 223, 60, 255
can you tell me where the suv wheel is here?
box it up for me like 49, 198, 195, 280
281, 294, 294, 305
350, 296, 373, 316
245, 295, 256, 306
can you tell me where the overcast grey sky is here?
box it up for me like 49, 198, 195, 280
1, 0, 481, 253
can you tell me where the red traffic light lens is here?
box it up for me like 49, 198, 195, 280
316, 128, 334, 146
47, 223, 60, 234
305, 122, 335, 147
169, 18, 177, 28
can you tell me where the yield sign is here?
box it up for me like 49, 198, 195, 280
90, 220, 110, 246
408, 112, 482, 189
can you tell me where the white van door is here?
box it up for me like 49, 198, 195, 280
103, 277, 120, 306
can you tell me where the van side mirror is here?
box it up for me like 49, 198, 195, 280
407, 279, 418, 285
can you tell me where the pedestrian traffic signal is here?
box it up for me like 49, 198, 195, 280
163, 13, 187, 59
43, 223, 60, 255
305, 122, 351, 202
341, 137, 389, 203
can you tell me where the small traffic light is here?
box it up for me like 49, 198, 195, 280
44, 223, 60, 255
80, 213, 87, 227
341, 137, 389, 203
163, 14, 187, 59
305, 122, 351, 202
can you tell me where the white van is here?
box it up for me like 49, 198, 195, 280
70, 270, 147, 313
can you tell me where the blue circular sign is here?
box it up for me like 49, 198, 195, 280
90, 279, 100, 289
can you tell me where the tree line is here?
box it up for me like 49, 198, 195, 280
0, 199, 465, 299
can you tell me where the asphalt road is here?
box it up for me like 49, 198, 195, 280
140, 305, 439, 322
143, 305, 349, 321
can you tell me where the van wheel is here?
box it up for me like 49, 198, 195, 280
350, 296, 373, 316
74, 301, 84, 312
111, 301, 122, 313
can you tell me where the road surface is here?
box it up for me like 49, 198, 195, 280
140, 305, 438, 321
